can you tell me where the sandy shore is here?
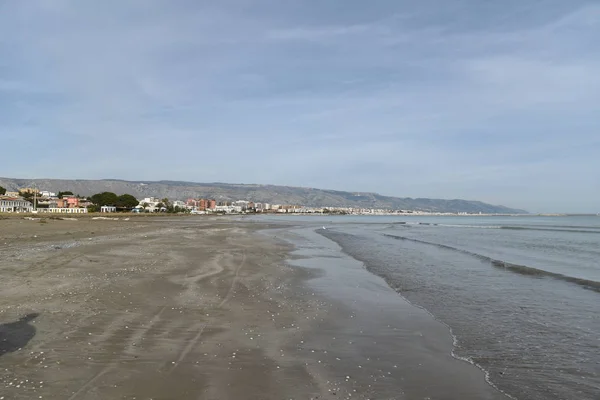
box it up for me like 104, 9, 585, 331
0, 216, 505, 399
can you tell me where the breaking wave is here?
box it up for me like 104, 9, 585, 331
383, 234, 600, 293
499, 226, 600, 234
389, 222, 600, 234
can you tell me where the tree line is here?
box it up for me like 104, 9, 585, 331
2, 186, 189, 213
88, 192, 189, 213
87, 192, 139, 212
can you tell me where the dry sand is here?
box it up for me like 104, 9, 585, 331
0, 216, 505, 399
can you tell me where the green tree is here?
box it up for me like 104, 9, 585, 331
58, 191, 74, 198
0, 186, 6, 195
90, 192, 119, 207
19, 190, 35, 204
116, 194, 139, 210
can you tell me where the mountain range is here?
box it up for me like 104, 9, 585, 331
0, 177, 527, 214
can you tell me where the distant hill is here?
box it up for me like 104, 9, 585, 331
0, 177, 527, 214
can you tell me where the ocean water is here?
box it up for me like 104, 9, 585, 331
256, 215, 600, 400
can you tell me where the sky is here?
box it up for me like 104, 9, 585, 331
0, 1, 599, 213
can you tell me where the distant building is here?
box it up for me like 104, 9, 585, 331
40, 191, 57, 198
79, 200, 93, 208
0, 196, 33, 213
52, 197, 80, 208
38, 208, 87, 214
37, 200, 58, 209
55, 199, 68, 208
233, 200, 250, 211
100, 205, 117, 213
214, 205, 242, 213
186, 198, 199, 208
138, 197, 161, 212
19, 188, 40, 195
140, 197, 160, 204
184, 198, 217, 212
66, 197, 79, 208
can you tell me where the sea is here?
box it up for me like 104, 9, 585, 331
254, 214, 600, 400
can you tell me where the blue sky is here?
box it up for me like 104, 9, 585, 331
1, 1, 598, 213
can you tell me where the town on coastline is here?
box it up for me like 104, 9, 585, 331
0, 185, 507, 216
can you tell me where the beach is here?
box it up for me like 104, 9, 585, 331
0, 216, 505, 399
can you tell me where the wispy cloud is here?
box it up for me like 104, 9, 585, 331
0, 0, 598, 212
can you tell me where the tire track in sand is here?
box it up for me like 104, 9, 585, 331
218, 250, 247, 308
67, 367, 112, 400
168, 324, 206, 373
170, 249, 246, 372
68, 305, 169, 399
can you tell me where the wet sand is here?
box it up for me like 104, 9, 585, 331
0, 216, 506, 399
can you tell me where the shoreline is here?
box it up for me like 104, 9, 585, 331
270, 225, 508, 400
314, 218, 600, 400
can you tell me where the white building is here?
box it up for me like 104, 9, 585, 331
138, 197, 162, 212
0, 196, 33, 213
233, 200, 250, 210
100, 205, 117, 213
214, 205, 243, 213
40, 191, 57, 198
139, 197, 160, 205
38, 208, 87, 214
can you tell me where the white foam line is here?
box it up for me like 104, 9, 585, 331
317, 227, 519, 400
395, 294, 519, 400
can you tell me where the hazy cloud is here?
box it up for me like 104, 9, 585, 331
0, 0, 598, 212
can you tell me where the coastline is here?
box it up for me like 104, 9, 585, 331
269, 225, 508, 400
1, 217, 505, 399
